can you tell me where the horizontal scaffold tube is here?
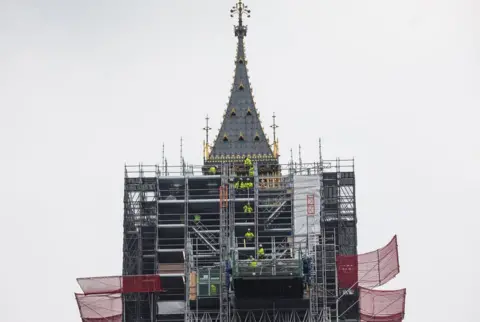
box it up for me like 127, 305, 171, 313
158, 198, 254, 204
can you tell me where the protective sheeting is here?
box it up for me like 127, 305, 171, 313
359, 287, 406, 322
337, 236, 400, 288
75, 293, 122, 322
157, 301, 185, 314
77, 275, 162, 295
293, 175, 321, 245
336, 255, 359, 289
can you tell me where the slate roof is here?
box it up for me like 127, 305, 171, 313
207, 19, 275, 163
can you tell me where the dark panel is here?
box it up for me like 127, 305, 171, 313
234, 278, 303, 299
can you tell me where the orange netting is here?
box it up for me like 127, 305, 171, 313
337, 235, 400, 288
359, 287, 406, 322
75, 293, 122, 322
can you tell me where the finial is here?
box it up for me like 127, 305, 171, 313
270, 112, 279, 144
203, 115, 211, 145
230, 0, 251, 37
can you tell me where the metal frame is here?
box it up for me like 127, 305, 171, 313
185, 308, 331, 322
123, 164, 160, 321
123, 157, 358, 322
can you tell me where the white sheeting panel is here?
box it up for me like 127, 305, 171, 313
293, 175, 321, 247
157, 301, 185, 314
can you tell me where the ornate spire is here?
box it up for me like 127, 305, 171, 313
230, 0, 250, 37
206, 1, 275, 163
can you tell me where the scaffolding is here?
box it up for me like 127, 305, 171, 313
123, 165, 160, 321
121, 156, 357, 322
75, 157, 406, 322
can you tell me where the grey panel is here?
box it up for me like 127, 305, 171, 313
157, 301, 185, 314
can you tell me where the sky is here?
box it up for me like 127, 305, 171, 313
0, 0, 479, 321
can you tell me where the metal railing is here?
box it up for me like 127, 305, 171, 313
124, 159, 354, 178
232, 257, 303, 278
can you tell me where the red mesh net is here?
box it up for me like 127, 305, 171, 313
75, 293, 122, 322
337, 235, 400, 288
359, 287, 406, 322
77, 275, 162, 295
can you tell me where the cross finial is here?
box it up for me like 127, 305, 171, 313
230, 0, 251, 37
270, 112, 279, 144
203, 115, 212, 145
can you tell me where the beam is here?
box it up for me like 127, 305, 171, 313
158, 198, 254, 204
264, 200, 287, 224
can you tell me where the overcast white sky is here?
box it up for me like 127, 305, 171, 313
1, 0, 479, 321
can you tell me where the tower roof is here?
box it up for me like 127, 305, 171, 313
206, 1, 276, 164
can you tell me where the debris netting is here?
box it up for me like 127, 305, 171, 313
359, 287, 406, 322
337, 236, 399, 288
75, 293, 122, 322
77, 275, 162, 295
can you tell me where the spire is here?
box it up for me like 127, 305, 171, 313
207, 1, 275, 163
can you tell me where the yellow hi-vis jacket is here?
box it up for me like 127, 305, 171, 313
210, 284, 217, 295
245, 231, 254, 240
194, 215, 201, 224
258, 247, 265, 257
243, 204, 253, 213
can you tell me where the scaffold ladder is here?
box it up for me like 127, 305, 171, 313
192, 222, 219, 253
184, 237, 194, 322
319, 228, 336, 322
309, 231, 319, 322
253, 163, 259, 255
219, 164, 230, 322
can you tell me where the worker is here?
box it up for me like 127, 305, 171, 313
249, 167, 254, 176
258, 244, 265, 259
210, 284, 217, 295
243, 203, 253, 214
245, 228, 254, 241
244, 156, 252, 168
241, 178, 252, 189
193, 214, 201, 225
234, 180, 240, 189
248, 256, 257, 268
209, 166, 216, 175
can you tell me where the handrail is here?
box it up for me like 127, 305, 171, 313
124, 159, 355, 178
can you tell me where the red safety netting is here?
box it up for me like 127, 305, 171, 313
77, 275, 162, 295
337, 235, 400, 288
359, 287, 406, 322
75, 293, 122, 322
